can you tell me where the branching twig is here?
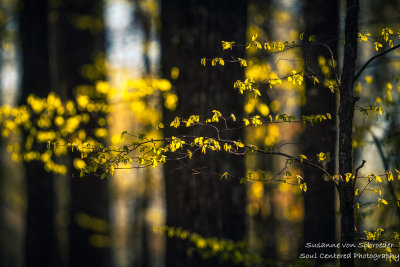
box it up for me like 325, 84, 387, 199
354, 43, 400, 83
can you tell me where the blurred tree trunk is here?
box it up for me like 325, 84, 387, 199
19, 0, 57, 266
161, 1, 247, 266
48, 1, 110, 267
130, 3, 152, 266
300, 0, 338, 264
338, 0, 359, 266
246, 0, 277, 262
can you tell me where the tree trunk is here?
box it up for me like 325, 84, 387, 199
246, 1, 277, 261
19, 1, 57, 266
301, 0, 338, 264
48, 1, 110, 266
338, 0, 359, 266
161, 0, 247, 266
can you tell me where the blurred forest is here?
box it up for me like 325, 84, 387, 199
0, 0, 399, 267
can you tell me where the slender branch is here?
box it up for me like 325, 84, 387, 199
316, 42, 341, 89
353, 160, 365, 183
354, 177, 374, 204
354, 160, 366, 179
353, 160, 365, 192
354, 43, 400, 83
370, 131, 400, 220
254, 148, 333, 181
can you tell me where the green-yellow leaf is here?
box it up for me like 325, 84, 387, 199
379, 198, 388, 205
299, 154, 307, 163
387, 171, 394, 182
374, 42, 383, 51
170, 117, 180, 128
221, 41, 235, 50
238, 58, 247, 67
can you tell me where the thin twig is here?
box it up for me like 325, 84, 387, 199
354, 43, 400, 83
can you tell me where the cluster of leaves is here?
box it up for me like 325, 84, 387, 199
0, 78, 175, 176
358, 27, 400, 51
153, 225, 276, 266
359, 228, 400, 262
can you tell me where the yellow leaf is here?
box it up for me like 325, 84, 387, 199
220, 172, 228, 180
224, 143, 232, 152
235, 141, 245, 149
317, 152, 326, 162
299, 154, 307, 163
201, 58, 206, 66
238, 58, 247, 67
299, 182, 307, 192
221, 41, 235, 50
170, 117, 180, 128
252, 33, 258, 41
264, 42, 271, 50
251, 115, 262, 126
258, 104, 269, 116
395, 232, 400, 239
387, 171, 393, 182
211, 57, 220, 66
374, 42, 383, 51
345, 173, 353, 182
380, 198, 388, 205
74, 158, 86, 170
365, 76, 373, 84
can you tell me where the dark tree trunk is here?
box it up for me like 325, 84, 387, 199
338, 0, 359, 266
19, 1, 57, 266
48, 1, 110, 266
301, 0, 338, 264
161, 0, 247, 266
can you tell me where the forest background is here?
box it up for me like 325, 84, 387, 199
0, 0, 399, 266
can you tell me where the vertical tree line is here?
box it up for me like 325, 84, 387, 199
19, 1, 57, 266
338, 0, 359, 266
161, 0, 247, 266
301, 0, 338, 264
19, 0, 110, 266
50, 1, 110, 266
